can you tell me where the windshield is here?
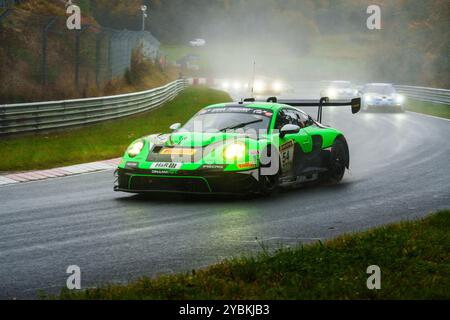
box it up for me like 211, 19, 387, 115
330, 82, 352, 89
364, 85, 396, 95
181, 107, 273, 133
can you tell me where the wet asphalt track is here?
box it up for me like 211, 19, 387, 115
0, 88, 449, 299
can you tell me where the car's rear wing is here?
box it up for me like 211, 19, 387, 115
242, 97, 361, 122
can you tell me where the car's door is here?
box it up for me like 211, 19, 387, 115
274, 108, 312, 177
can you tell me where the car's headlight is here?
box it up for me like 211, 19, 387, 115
272, 81, 283, 91
222, 81, 230, 89
395, 94, 405, 104
326, 88, 337, 98
365, 94, 373, 102
253, 81, 266, 93
127, 140, 145, 157
232, 81, 241, 90
224, 143, 246, 160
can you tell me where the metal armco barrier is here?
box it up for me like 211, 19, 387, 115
0, 79, 188, 135
394, 85, 450, 105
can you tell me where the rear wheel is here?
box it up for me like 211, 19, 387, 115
328, 138, 348, 183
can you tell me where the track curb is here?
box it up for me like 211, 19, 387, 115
0, 158, 121, 186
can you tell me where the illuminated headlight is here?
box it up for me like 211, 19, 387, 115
364, 94, 374, 102
395, 94, 405, 104
224, 143, 246, 160
326, 88, 337, 99
222, 81, 230, 89
272, 81, 283, 92
253, 81, 266, 93
127, 140, 144, 157
232, 81, 241, 90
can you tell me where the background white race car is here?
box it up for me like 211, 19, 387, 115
189, 38, 206, 47
320, 81, 358, 100
218, 76, 292, 96
361, 83, 405, 112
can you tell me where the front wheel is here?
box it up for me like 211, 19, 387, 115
258, 145, 280, 196
327, 138, 348, 183
258, 172, 279, 196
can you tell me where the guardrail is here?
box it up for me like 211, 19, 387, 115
0, 79, 188, 135
394, 85, 450, 105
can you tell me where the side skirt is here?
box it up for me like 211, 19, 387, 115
279, 167, 328, 188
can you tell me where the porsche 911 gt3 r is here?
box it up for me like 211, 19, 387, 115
320, 81, 358, 100
114, 97, 361, 196
361, 83, 405, 112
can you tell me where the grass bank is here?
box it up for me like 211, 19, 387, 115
0, 87, 231, 172
56, 210, 449, 300
406, 99, 450, 119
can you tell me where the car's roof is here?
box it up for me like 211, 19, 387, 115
330, 80, 352, 84
365, 83, 394, 87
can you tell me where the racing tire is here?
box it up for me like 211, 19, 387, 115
327, 138, 348, 183
258, 145, 280, 196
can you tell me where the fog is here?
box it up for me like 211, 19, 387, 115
145, 0, 449, 88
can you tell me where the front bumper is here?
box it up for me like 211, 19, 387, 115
114, 168, 260, 195
365, 104, 404, 112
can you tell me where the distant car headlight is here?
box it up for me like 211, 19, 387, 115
128, 140, 145, 157
364, 94, 374, 102
232, 81, 241, 90
395, 94, 405, 104
253, 81, 266, 93
224, 143, 246, 160
326, 88, 337, 99
222, 81, 230, 89
272, 81, 283, 92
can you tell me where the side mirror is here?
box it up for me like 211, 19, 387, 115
280, 124, 300, 138
170, 123, 181, 131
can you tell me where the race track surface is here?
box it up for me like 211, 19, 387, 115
0, 88, 449, 299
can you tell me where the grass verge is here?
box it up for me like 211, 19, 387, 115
0, 87, 231, 172
406, 98, 450, 119
55, 210, 449, 300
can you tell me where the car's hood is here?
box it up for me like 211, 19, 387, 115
364, 93, 394, 99
328, 87, 352, 92
149, 132, 259, 148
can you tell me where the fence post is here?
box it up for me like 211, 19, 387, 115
96, 30, 106, 89
41, 17, 57, 86
107, 31, 113, 81
74, 25, 89, 92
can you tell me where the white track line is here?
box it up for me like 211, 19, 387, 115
406, 111, 450, 122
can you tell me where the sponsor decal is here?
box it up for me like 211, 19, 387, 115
237, 163, 257, 169
151, 170, 173, 175
202, 164, 225, 170
150, 162, 182, 170
280, 140, 295, 173
125, 162, 139, 169
160, 148, 197, 156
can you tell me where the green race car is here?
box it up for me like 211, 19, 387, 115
115, 97, 361, 195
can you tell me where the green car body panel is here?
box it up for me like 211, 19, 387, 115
115, 102, 350, 195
